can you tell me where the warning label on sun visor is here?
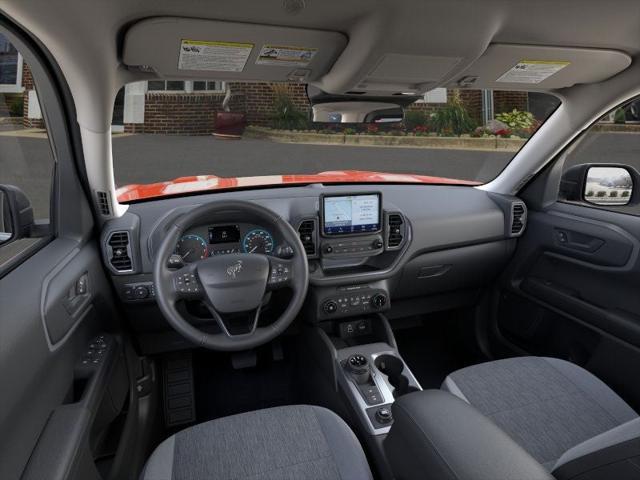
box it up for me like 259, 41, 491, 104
178, 40, 253, 72
496, 60, 570, 84
256, 45, 317, 66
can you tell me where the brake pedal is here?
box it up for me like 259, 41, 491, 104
231, 349, 257, 369
271, 339, 284, 362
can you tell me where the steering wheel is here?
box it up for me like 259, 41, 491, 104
153, 200, 309, 351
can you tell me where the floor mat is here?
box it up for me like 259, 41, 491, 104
192, 341, 298, 423
394, 312, 486, 389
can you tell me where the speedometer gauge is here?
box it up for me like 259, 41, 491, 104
175, 234, 208, 263
242, 229, 274, 254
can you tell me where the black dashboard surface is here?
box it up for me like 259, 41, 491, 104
107, 183, 509, 275
101, 183, 522, 351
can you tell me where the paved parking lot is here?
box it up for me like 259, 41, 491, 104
1, 131, 639, 219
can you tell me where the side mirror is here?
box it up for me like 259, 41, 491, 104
0, 184, 34, 245
560, 164, 636, 207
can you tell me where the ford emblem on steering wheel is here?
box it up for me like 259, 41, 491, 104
226, 260, 243, 279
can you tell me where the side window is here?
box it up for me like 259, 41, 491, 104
0, 32, 55, 261
559, 97, 640, 215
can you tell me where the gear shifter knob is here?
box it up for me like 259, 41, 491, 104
346, 354, 370, 384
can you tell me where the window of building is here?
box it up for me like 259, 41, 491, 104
422, 88, 448, 103
147, 80, 225, 93
0, 33, 23, 93
148, 80, 185, 91
193, 80, 225, 92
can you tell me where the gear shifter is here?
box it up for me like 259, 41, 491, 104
346, 354, 371, 384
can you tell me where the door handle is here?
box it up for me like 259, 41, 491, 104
64, 273, 91, 317
554, 229, 604, 253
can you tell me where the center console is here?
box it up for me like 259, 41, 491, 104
337, 343, 422, 435
302, 193, 419, 437
304, 313, 422, 479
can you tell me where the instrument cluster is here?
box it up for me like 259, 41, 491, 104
174, 224, 276, 263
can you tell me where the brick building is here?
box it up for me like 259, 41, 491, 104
113, 80, 537, 135
16, 64, 548, 135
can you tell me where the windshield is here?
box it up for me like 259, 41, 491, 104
112, 82, 559, 202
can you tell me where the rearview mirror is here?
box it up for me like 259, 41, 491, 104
584, 166, 633, 206
0, 185, 34, 245
312, 102, 404, 124
307, 85, 420, 124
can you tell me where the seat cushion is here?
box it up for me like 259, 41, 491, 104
442, 357, 638, 470
141, 405, 373, 480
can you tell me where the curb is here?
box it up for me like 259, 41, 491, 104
244, 126, 526, 152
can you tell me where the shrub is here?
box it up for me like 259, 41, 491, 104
342, 127, 357, 135
614, 108, 626, 124
8, 96, 23, 117
495, 128, 512, 138
269, 84, 309, 130
431, 92, 476, 136
586, 190, 594, 197
366, 124, 379, 135
495, 109, 535, 130
413, 125, 430, 136
622, 191, 630, 197
470, 126, 493, 138
596, 191, 606, 197
610, 190, 618, 197
404, 110, 430, 131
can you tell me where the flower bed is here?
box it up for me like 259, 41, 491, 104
244, 126, 526, 152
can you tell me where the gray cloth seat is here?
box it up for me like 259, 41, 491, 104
442, 356, 639, 474
141, 405, 373, 480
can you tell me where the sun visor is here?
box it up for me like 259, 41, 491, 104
122, 17, 347, 83
446, 44, 631, 90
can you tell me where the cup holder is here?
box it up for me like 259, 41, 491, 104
374, 354, 419, 398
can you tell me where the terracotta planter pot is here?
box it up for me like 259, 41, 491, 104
213, 112, 247, 138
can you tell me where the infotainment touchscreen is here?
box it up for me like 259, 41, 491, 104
322, 193, 381, 235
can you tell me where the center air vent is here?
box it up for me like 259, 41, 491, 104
510, 202, 527, 236
298, 219, 317, 257
108, 231, 133, 272
387, 213, 405, 249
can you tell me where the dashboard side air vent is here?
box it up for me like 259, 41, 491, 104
510, 202, 527, 236
96, 191, 111, 216
387, 213, 405, 249
298, 219, 317, 257
107, 231, 133, 272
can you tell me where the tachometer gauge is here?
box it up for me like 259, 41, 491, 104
175, 234, 208, 263
242, 229, 274, 254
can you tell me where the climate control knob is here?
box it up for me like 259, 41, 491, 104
371, 293, 387, 309
323, 300, 338, 314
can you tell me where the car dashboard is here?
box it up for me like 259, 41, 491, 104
100, 183, 526, 354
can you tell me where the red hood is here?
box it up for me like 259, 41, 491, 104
116, 170, 479, 202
